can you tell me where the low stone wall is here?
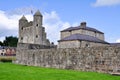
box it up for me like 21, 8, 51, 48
15, 46, 120, 73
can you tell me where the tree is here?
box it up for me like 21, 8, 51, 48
0, 41, 3, 46
3, 36, 18, 47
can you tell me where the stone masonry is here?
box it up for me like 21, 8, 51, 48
15, 46, 120, 74
18, 10, 50, 46
15, 10, 120, 74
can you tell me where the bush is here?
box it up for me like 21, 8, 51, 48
0, 57, 15, 62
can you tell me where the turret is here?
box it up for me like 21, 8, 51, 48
19, 15, 28, 28
33, 10, 43, 26
18, 15, 28, 43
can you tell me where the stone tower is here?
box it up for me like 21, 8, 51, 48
18, 10, 50, 46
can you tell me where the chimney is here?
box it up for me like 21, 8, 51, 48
80, 22, 86, 28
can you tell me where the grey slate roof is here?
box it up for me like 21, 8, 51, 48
0, 46, 16, 49
19, 15, 27, 20
34, 10, 42, 16
61, 26, 104, 34
58, 34, 109, 44
110, 43, 120, 46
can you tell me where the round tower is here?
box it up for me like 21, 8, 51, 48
19, 15, 28, 43
19, 15, 28, 28
33, 10, 43, 26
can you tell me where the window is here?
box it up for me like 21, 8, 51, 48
21, 27, 23, 30
86, 43, 90, 47
36, 24, 38, 26
2, 49, 4, 52
1, 53, 3, 55
21, 37, 23, 40
36, 35, 38, 38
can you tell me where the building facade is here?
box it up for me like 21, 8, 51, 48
58, 22, 109, 48
18, 10, 50, 46
0, 46, 16, 56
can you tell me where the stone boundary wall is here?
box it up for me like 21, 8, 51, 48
15, 46, 120, 73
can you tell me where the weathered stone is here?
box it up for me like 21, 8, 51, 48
15, 46, 120, 74
18, 10, 50, 46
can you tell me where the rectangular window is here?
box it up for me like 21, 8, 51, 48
21, 37, 23, 40
36, 24, 38, 26
36, 35, 38, 38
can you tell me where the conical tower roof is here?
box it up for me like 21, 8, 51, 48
19, 15, 27, 20
34, 10, 42, 16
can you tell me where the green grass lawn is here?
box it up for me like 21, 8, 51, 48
0, 62, 119, 80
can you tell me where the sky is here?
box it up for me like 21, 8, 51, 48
0, 0, 120, 44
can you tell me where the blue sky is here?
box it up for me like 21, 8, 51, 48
0, 0, 120, 44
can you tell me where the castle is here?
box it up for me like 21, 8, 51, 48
18, 10, 50, 46
15, 10, 120, 74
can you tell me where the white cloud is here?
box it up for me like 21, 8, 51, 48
0, 10, 71, 44
0, 15, 19, 30
43, 11, 70, 44
92, 0, 120, 7
0, 10, 19, 38
0, 10, 33, 42
116, 39, 120, 43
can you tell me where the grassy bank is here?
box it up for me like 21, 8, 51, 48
0, 63, 119, 80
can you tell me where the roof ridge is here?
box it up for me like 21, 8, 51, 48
61, 26, 103, 34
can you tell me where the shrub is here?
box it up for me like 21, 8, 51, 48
0, 57, 16, 62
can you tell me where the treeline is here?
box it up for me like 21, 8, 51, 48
0, 36, 18, 47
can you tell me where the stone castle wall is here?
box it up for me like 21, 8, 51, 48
15, 46, 120, 73
20, 26, 34, 43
